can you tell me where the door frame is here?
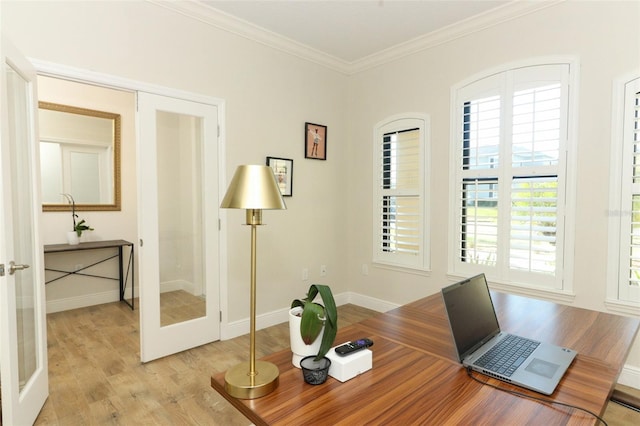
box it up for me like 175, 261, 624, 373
29, 59, 228, 356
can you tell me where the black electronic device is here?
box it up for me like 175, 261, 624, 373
334, 338, 374, 356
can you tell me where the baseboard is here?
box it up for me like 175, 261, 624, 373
221, 291, 398, 340
343, 291, 401, 312
46, 290, 120, 313
619, 364, 640, 390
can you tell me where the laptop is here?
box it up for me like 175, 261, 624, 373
441, 273, 576, 395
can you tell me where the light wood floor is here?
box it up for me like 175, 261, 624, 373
36, 299, 639, 425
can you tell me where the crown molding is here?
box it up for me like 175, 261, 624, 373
147, 0, 351, 73
147, 0, 565, 76
349, 0, 565, 74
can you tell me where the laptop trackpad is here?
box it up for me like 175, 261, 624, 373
525, 359, 559, 379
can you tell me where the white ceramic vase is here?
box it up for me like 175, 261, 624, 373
289, 306, 323, 368
67, 231, 79, 245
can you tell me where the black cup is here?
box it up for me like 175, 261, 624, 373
300, 356, 331, 385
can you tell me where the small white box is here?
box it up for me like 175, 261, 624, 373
326, 345, 372, 382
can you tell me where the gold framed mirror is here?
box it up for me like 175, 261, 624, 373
39, 101, 121, 211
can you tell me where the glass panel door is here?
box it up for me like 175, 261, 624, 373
137, 92, 221, 362
0, 36, 48, 425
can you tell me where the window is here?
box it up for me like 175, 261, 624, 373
373, 115, 429, 270
450, 63, 574, 291
608, 76, 640, 308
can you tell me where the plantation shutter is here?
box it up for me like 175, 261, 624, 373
374, 116, 428, 269
509, 78, 563, 277
453, 64, 570, 288
459, 94, 501, 267
623, 84, 640, 298
381, 129, 420, 255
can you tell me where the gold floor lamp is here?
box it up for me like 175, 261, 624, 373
220, 164, 287, 399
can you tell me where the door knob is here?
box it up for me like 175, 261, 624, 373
9, 261, 30, 275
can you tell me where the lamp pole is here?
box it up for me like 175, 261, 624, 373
221, 165, 284, 399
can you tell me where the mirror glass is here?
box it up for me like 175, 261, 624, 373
156, 111, 206, 326
39, 102, 121, 211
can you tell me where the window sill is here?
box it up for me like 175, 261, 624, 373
604, 299, 640, 317
373, 261, 431, 277
447, 273, 576, 304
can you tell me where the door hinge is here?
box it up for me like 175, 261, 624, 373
139, 239, 144, 247
217, 125, 220, 137
219, 311, 222, 322
0, 264, 4, 277
218, 218, 221, 230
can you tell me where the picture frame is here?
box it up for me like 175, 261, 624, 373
266, 156, 293, 196
304, 122, 327, 160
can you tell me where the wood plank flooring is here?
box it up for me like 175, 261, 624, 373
36, 299, 639, 425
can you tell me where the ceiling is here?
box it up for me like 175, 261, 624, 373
153, 0, 560, 74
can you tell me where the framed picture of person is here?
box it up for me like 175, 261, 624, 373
304, 122, 327, 160
266, 156, 293, 196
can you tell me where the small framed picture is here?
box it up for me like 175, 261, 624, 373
266, 156, 293, 196
305, 122, 327, 160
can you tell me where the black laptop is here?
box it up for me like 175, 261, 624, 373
441, 273, 577, 395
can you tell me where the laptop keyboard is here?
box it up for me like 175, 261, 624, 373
474, 334, 540, 377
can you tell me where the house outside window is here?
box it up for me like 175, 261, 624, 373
373, 114, 430, 271
607, 75, 640, 313
450, 61, 577, 292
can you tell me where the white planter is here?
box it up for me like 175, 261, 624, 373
66, 231, 79, 245
289, 307, 323, 368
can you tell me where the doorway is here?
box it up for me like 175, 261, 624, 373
35, 67, 225, 362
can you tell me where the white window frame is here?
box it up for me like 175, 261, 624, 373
448, 58, 578, 299
606, 74, 640, 315
373, 113, 430, 271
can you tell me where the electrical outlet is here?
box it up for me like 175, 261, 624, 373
302, 268, 309, 281
362, 264, 369, 275
320, 265, 327, 276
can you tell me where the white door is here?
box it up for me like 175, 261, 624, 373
0, 38, 49, 424
137, 92, 221, 362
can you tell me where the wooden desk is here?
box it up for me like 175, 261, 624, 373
211, 291, 640, 425
44, 239, 135, 310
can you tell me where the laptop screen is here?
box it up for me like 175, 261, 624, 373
441, 274, 501, 361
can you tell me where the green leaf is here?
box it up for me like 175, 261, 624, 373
311, 284, 338, 360
300, 303, 324, 345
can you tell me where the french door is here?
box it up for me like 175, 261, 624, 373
0, 37, 49, 424
137, 92, 221, 362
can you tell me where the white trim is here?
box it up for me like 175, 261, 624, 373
605, 298, 640, 317
607, 72, 640, 305
345, 291, 401, 313
147, 0, 564, 75
30, 59, 225, 107
372, 113, 430, 271
618, 364, 640, 390
46, 290, 120, 313
220, 291, 399, 340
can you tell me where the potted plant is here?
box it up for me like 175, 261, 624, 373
62, 193, 94, 244
289, 284, 338, 384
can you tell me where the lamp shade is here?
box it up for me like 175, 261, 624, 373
221, 165, 287, 210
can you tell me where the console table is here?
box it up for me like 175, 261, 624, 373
211, 291, 640, 425
44, 239, 135, 310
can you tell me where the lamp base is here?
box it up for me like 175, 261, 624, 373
224, 360, 279, 399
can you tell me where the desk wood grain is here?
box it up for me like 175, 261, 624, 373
211, 291, 640, 425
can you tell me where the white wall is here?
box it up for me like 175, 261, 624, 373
2, 0, 349, 322
346, 0, 640, 384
